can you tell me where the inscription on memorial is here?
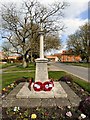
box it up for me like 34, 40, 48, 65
35, 59, 48, 82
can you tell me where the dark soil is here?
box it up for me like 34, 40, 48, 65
67, 82, 90, 100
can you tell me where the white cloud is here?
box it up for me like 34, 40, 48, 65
63, 1, 88, 18
1, 0, 88, 17
62, 18, 88, 35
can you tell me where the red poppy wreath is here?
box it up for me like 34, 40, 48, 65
33, 81, 54, 91
43, 81, 53, 91
33, 82, 42, 91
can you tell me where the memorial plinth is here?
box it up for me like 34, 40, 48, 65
16, 82, 67, 98
35, 58, 48, 82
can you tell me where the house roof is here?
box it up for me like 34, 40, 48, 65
8, 56, 19, 59
46, 55, 58, 59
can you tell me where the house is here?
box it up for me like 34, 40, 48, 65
46, 55, 59, 62
7, 55, 21, 63
46, 50, 81, 63
60, 50, 81, 62
0, 51, 21, 63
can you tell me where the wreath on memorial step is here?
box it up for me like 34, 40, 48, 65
42, 81, 54, 91
33, 82, 43, 91
29, 79, 54, 91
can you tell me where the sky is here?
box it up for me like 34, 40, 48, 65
0, 0, 89, 54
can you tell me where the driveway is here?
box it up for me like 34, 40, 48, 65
51, 62, 89, 82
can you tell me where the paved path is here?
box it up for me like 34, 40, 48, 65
2, 70, 35, 74
0, 66, 16, 74
2, 66, 16, 71
50, 62, 89, 82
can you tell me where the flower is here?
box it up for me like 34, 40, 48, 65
11, 83, 14, 86
7, 85, 11, 88
44, 112, 49, 116
80, 88, 84, 92
79, 96, 90, 116
13, 107, 20, 112
67, 81, 71, 84
66, 111, 72, 117
14, 107, 17, 112
1, 94, 5, 98
81, 113, 86, 119
67, 106, 71, 109
2, 88, 6, 91
31, 114, 37, 119
19, 113, 22, 115
10, 83, 14, 88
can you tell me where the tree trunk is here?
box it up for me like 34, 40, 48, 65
23, 56, 28, 68
86, 57, 89, 63
31, 51, 33, 62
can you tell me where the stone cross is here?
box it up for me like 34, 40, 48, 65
40, 22, 44, 58
35, 20, 48, 82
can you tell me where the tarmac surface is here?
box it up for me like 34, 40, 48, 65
48, 62, 89, 82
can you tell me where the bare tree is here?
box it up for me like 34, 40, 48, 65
1, 0, 68, 67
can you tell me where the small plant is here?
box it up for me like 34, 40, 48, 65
2, 82, 17, 97
79, 96, 90, 117
58, 75, 73, 83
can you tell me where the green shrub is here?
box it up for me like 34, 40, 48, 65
58, 75, 73, 83
79, 96, 90, 117
15, 77, 29, 84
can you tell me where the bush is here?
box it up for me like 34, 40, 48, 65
15, 77, 29, 84
79, 96, 90, 117
58, 75, 73, 83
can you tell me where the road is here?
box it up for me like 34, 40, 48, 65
52, 62, 89, 82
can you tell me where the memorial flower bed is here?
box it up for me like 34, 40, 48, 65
2, 106, 90, 120
2, 82, 17, 98
1, 76, 90, 120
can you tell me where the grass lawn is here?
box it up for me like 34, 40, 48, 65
64, 62, 89, 68
2, 71, 66, 88
73, 77, 90, 92
3, 63, 35, 72
2, 70, 90, 93
2, 72, 35, 88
